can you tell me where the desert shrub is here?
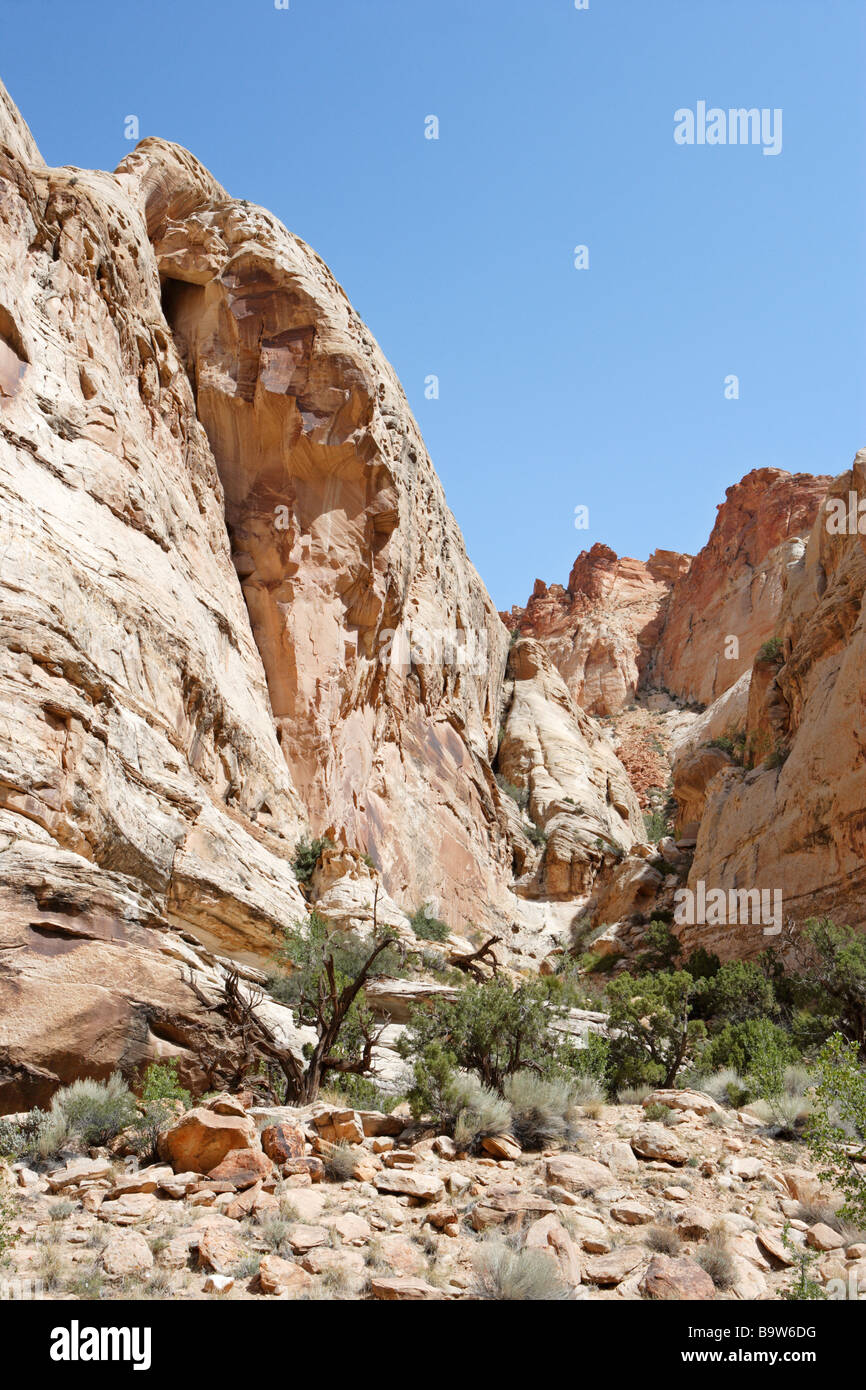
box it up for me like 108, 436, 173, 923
257, 1215, 292, 1254
694, 1068, 749, 1109
569, 1073, 606, 1114
502, 1071, 580, 1149
65, 1269, 104, 1300
0, 1111, 47, 1164
495, 774, 529, 812
646, 1222, 682, 1255
758, 635, 783, 661
525, 823, 548, 848
694, 1229, 735, 1290
42, 1073, 137, 1152
0, 1188, 21, 1265
805, 1033, 866, 1228
644, 1102, 676, 1125
618, 1084, 653, 1106
449, 1074, 513, 1151
291, 835, 333, 885
606, 971, 707, 1090
472, 1238, 569, 1301
642, 809, 669, 844
408, 905, 450, 943
131, 1059, 190, 1160
321, 1141, 359, 1183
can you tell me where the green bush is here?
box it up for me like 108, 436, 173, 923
806, 1033, 866, 1228
401, 976, 566, 1101
132, 1059, 191, 1160
758, 635, 783, 661
291, 835, 333, 885
408, 905, 450, 943
606, 970, 707, 1090
699, 1017, 798, 1078
797, 919, 866, 1054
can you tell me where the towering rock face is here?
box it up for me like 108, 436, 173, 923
651, 469, 831, 706
113, 138, 513, 933
679, 457, 866, 960
0, 81, 653, 1104
0, 83, 312, 1105
503, 545, 689, 716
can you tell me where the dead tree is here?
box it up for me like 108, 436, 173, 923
451, 935, 501, 982
185, 884, 397, 1104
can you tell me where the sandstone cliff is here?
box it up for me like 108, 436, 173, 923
651, 468, 831, 705
0, 81, 649, 1105
679, 455, 866, 960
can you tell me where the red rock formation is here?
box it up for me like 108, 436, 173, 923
503, 545, 690, 716
651, 469, 831, 706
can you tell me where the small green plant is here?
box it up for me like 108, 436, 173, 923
132, 1059, 191, 1160
780, 1223, 828, 1300
758, 635, 783, 661
805, 1034, 866, 1228
408, 905, 450, 943
525, 823, 548, 848
643, 809, 669, 843
291, 835, 333, 885
495, 773, 529, 812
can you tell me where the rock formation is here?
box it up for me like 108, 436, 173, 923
0, 80, 645, 1104
651, 468, 831, 705
503, 544, 689, 716
679, 455, 866, 960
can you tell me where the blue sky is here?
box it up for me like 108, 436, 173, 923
3, 0, 864, 609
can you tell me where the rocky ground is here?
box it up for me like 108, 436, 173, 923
4, 1088, 862, 1302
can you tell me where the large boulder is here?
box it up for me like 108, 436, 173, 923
158, 1106, 259, 1175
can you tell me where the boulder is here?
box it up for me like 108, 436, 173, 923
261, 1122, 306, 1163
630, 1124, 688, 1165
158, 1108, 259, 1175
100, 1231, 154, 1278
258, 1254, 315, 1296
641, 1254, 716, 1301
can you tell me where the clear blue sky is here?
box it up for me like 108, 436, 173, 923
2, 0, 864, 609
